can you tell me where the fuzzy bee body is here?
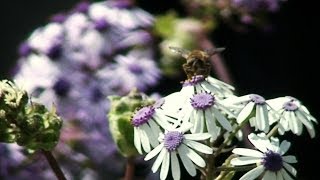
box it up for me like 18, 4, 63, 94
169, 46, 225, 79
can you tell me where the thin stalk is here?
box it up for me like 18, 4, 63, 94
41, 150, 67, 180
215, 164, 257, 172
214, 121, 245, 158
124, 157, 135, 180
267, 124, 279, 138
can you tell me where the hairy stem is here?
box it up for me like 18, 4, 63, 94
41, 150, 67, 180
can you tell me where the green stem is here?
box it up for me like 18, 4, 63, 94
215, 164, 257, 172
204, 129, 227, 180
124, 157, 135, 180
267, 124, 279, 138
214, 121, 245, 158
41, 150, 67, 180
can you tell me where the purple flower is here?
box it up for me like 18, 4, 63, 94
12, 1, 160, 179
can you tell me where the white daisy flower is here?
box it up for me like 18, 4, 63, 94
131, 105, 172, 154
267, 96, 317, 138
144, 123, 213, 180
230, 94, 272, 132
231, 133, 297, 180
178, 91, 233, 141
181, 75, 235, 99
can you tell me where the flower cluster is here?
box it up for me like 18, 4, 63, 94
5, 0, 161, 179
125, 47, 317, 180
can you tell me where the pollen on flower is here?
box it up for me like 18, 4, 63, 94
190, 92, 215, 110
262, 150, 283, 172
182, 75, 205, 87
283, 101, 298, 111
249, 94, 266, 105
131, 106, 155, 127
164, 131, 184, 152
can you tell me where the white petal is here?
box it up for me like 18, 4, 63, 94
178, 148, 197, 176
263, 171, 276, 180
290, 112, 303, 135
148, 120, 162, 138
280, 168, 294, 180
276, 171, 284, 180
231, 157, 261, 166
184, 133, 211, 141
280, 116, 289, 132
142, 123, 159, 148
193, 110, 204, 133
255, 105, 262, 131
134, 128, 142, 154
232, 148, 263, 158
180, 106, 193, 124
237, 102, 255, 123
260, 104, 270, 132
177, 122, 193, 133
179, 144, 206, 167
151, 148, 167, 173
216, 101, 237, 118
279, 140, 291, 155
306, 125, 316, 138
231, 95, 251, 105
248, 133, 269, 153
239, 166, 264, 180
287, 111, 299, 135
153, 112, 172, 130
299, 107, 317, 123
205, 110, 219, 140
283, 162, 297, 176
160, 151, 170, 180
184, 139, 213, 154
282, 155, 297, 164
145, 143, 164, 161
140, 127, 151, 152
212, 108, 232, 131
295, 110, 314, 130
170, 152, 180, 180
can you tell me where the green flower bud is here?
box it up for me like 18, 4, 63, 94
16, 103, 63, 151
0, 80, 28, 113
108, 89, 155, 157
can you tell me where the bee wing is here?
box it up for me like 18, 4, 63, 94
205, 47, 226, 56
169, 46, 191, 59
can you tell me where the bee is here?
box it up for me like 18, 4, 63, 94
169, 46, 225, 79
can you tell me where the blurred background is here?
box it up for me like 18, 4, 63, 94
0, 0, 318, 179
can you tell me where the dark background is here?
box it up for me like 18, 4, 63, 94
1, 0, 319, 179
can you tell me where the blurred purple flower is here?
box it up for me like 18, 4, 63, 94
9, 0, 161, 179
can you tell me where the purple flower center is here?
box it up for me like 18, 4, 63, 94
110, 0, 133, 8
262, 150, 283, 172
164, 131, 184, 152
283, 102, 298, 111
128, 64, 143, 74
74, 1, 90, 13
191, 92, 215, 110
53, 78, 71, 97
50, 13, 67, 23
183, 75, 205, 87
131, 106, 155, 127
18, 42, 31, 57
90, 86, 104, 103
94, 19, 109, 31
249, 94, 266, 105
47, 44, 62, 59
